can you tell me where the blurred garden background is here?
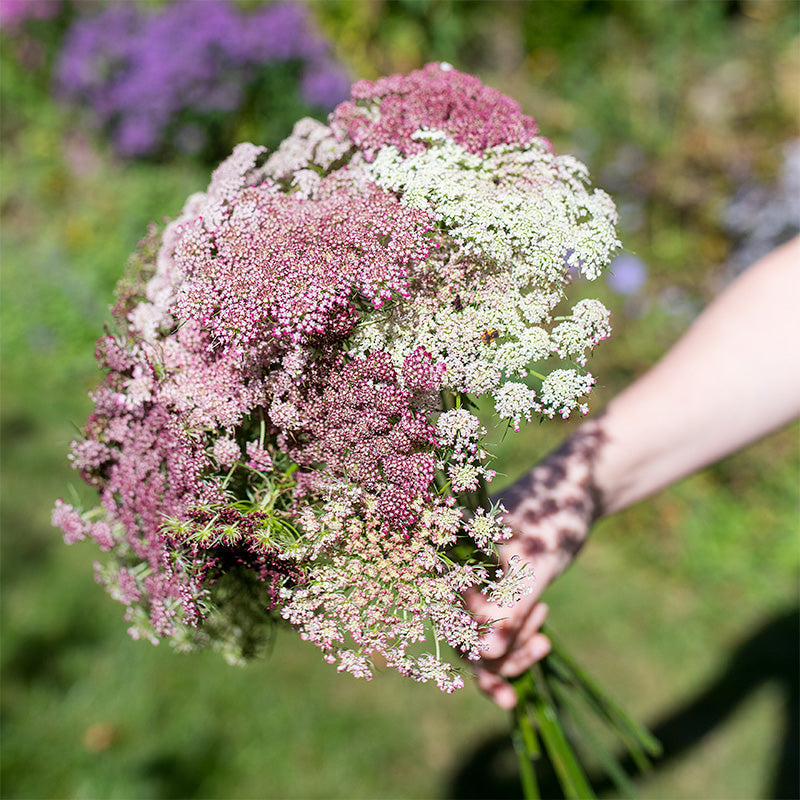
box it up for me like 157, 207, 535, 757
1, 0, 798, 797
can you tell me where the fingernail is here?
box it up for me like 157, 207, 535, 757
495, 684, 518, 709
480, 632, 502, 658
532, 635, 552, 662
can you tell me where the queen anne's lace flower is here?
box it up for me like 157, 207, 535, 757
486, 556, 532, 607
54, 63, 618, 689
464, 508, 512, 554
368, 135, 619, 283
539, 369, 596, 419
494, 382, 539, 431
551, 298, 612, 366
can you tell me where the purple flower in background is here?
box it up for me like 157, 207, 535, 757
116, 115, 160, 159
0, 0, 60, 29
301, 60, 352, 109
241, 1, 324, 62
606, 253, 647, 296
55, 0, 349, 158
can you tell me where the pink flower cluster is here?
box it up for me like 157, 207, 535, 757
175, 177, 435, 350
332, 62, 541, 159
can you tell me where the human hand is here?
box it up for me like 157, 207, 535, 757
466, 424, 606, 708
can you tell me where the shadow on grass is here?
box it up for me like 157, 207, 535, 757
448, 606, 800, 800
135, 733, 227, 799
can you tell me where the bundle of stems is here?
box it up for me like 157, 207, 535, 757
511, 629, 662, 799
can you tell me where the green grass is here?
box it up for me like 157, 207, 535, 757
2, 3, 798, 798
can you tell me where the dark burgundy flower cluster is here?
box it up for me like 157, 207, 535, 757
287, 348, 444, 533
331, 62, 541, 160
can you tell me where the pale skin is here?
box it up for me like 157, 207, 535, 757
469, 235, 800, 709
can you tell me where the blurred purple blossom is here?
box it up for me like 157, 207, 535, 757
0, 0, 60, 29
606, 253, 647, 296
54, 0, 350, 158
301, 60, 352, 109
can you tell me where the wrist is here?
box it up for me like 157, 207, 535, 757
498, 422, 607, 573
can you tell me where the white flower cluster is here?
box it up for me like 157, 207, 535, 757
486, 555, 533, 608
551, 298, 613, 366
435, 408, 494, 492
464, 507, 512, 554
350, 276, 556, 395
540, 369, 596, 419
347, 130, 617, 430
349, 272, 605, 427
369, 133, 619, 283
493, 382, 538, 431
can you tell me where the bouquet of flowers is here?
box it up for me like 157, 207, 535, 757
54, 63, 659, 797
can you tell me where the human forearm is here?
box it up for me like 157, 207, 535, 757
591, 236, 800, 516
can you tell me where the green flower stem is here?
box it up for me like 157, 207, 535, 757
516, 691, 541, 760
546, 654, 653, 774
512, 716, 541, 800
546, 628, 662, 765
513, 666, 597, 799
513, 681, 543, 796
549, 680, 640, 799
513, 675, 541, 799
474, 476, 490, 514
441, 389, 457, 412
510, 631, 662, 800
